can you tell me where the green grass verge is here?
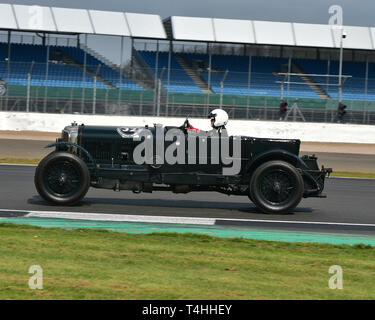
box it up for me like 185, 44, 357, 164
0, 223, 374, 300
0, 158, 40, 165
330, 171, 375, 179
1, 158, 375, 179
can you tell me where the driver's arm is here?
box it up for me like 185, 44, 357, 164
187, 123, 200, 133
183, 119, 200, 133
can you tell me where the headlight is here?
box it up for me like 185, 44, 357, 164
62, 126, 79, 144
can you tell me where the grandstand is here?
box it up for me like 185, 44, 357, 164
0, 3, 375, 124
137, 51, 374, 101
0, 42, 142, 89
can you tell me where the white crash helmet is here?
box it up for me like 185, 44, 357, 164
208, 109, 229, 128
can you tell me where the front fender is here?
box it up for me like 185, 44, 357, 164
45, 142, 97, 168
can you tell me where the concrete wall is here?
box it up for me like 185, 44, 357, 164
1, 111, 375, 144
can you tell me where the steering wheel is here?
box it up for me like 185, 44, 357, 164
180, 119, 191, 132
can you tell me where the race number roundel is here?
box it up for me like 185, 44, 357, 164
0, 83, 7, 97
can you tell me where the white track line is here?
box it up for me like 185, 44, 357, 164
215, 218, 375, 228
0, 209, 215, 225
0, 208, 375, 228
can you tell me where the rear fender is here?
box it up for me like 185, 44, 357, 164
245, 150, 326, 196
246, 149, 309, 174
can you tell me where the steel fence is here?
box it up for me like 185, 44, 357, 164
0, 61, 375, 124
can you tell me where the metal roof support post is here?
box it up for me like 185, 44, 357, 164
280, 79, 285, 101
139, 90, 143, 116
246, 53, 252, 119
279, 75, 286, 106
118, 36, 124, 112
153, 40, 159, 116
219, 70, 229, 109
35, 87, 39, 112
81, 34, 88, 114
43, 35, 50, 113
6, 31, 11, 111
363, 56, 369, 124
93, 64, 101, 115
105, 88, 109, 114
157, 67, 166, 117
27, 61, 35, 113
287, 56, 292, 105
166, 40, 172, 115
338, 28, 344, 104
130, 38, 134, 81
69, 88, 73, 113
207, 43, 212, 113
325, 58, 331, 122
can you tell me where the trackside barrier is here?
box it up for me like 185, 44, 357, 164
1, 111, 375, 144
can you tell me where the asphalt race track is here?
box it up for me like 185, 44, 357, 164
0, 164, 374, 235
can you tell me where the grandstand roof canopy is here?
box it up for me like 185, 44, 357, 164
0, 3, 167, 39
1, 3, 375, 51
169, 16, 375, 51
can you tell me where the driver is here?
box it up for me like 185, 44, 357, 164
184, 109, 229, 135
207, 109, 228, 133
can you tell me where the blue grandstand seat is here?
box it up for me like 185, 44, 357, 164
137, 50, 373, 101
138, 51, 202, 93
0, 43, 141, 90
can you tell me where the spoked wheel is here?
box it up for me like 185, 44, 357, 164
34, 152, 90, 205
250, 160, 304, 214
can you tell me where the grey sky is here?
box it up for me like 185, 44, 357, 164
2, 0, 374, 64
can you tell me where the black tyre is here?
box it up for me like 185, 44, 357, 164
34, 152, 90, 205
249, 160, 304, 214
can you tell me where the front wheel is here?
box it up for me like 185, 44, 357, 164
249, 160, 304, 214
34, 152, 90, 205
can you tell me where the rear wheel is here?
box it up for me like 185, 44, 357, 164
34, 152, 90, 205
250, 160, 304, 214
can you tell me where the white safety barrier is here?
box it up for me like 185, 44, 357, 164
1, 111, 375, 144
